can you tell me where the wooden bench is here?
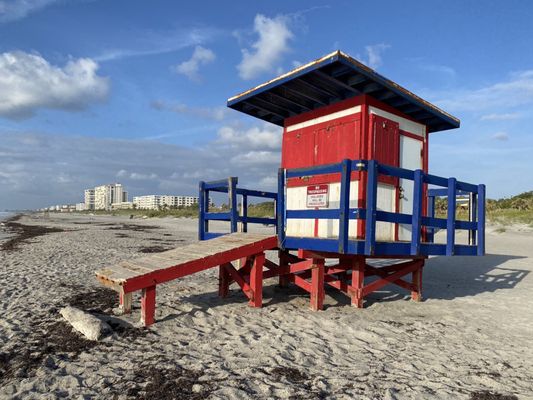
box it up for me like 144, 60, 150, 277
95, 233, 278, 326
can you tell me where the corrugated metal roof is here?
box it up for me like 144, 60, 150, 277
227, 50, 460, 133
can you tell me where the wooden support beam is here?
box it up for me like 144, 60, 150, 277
249, 253, 265, 308
411, 262, 424, 302
223, 262, 253, 300
310, 258, 325, 311
365, 265, 416, 292
350, 257, 365, 308
119, 290, 132, 315
290, 259, 314, 274
362, 260, 422, 297
291, 274, 312, 293
218, 265, 230, 298
141, 286, 156, 327
278, 250, 290, 288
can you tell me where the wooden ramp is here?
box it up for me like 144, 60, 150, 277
95, 233, 278, 326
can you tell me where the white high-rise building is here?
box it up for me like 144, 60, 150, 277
84, 189, 95, 210
94, 183, 128, 210
132, 195, 200, 210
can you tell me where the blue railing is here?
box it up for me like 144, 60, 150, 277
198, 159, 486, 257
277, 159, 485, 257
198, 177, 277, 240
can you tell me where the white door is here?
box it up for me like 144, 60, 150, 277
399, 136, 423, 241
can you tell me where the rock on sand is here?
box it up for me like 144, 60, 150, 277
60, 306, 112, 341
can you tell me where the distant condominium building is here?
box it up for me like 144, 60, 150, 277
94, 183, 128, 211
111, 201, 133, 210
84, 189, 95, 210
132, 195, 200, 210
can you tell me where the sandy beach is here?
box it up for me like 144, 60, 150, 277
1, 213, 532, 399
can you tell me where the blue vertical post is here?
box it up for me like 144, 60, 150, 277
277, 168, 286, 248
229, 177, 238, 233
411, 169, 424, 255
427, 193, 435, 243
469, 192, 477, 246
364, 160, 378, 256
198, 181, 206, 240
477, 184, 486, 256
338, 159, 352, 254
446, 177, 457, 256
242, 195, 248, 233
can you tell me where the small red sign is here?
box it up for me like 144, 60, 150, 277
306, 184, 329, 208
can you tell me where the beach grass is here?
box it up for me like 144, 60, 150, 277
73, 201, 276, 219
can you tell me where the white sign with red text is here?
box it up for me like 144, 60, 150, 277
306, 184, 329, 208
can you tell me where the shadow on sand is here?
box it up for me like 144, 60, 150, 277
162, 253, 528, 317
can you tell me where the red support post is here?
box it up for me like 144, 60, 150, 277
351, 256, 365, 308
141, 285, 156, 326
278, 250, 290, 288
218, 264, 230, 298
249, 253, 265, 308
411, 261, 424, 302
310, 258, 325, 311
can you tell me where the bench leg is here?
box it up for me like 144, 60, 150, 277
141, 286, 156, 326
249, 253, 265, 308
119, 290, 132, 314
310, 258, 325, 311
218, 264, 230, 298
351, 257, 365, 308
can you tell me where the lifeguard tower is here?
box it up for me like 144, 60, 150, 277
96, 51, 485, 326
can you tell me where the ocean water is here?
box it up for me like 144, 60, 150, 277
0, 212, 14, 221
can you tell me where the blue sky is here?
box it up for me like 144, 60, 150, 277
0, 0, 532, 209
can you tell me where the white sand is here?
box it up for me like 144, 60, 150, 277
0, 213, 532, 399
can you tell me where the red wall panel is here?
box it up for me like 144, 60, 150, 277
315, 117, 361, 165
281, 128, 315, 169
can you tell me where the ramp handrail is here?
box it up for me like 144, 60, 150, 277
199, 177, 277, 240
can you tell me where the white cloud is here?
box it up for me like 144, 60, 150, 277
420, 64, 456, 77
231, 150, 279, 167
491, 132, 509, 141
94, 28, 217, 62
117, 169, 158, 180
216, 124, 282, 150
480, 113, 521, 121
0, 51, 109, 119
365, 43, 390, 69
237, 14, 293, 80
174, 46, 215, 81
151, 100, 228, 121
0, 0, 57, 22
434, 70, 533, 112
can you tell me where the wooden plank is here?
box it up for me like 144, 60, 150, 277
120, 260, 164, 272
95, 264, 140, 281
96, 233, 278, 287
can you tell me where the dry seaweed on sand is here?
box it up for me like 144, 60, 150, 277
115, 365, 211, 400
0, 320, 97, 383
138, 245, 174, 253
470, 390, 518, 400
1, 215, 65, 252
105, 224, 160, 232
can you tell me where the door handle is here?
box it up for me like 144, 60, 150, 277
399, 186, 405, 199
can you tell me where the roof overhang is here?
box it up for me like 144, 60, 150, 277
227, 50, 460, 133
